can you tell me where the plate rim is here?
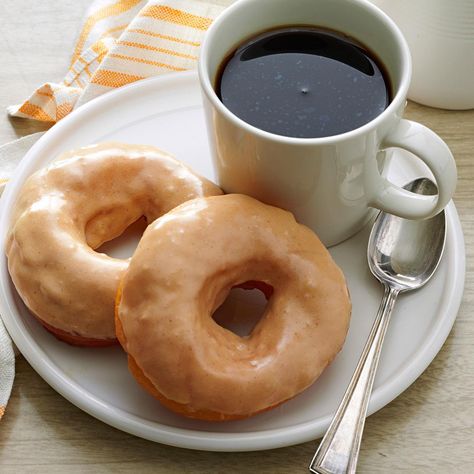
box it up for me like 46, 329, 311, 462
0, 71, 466, 451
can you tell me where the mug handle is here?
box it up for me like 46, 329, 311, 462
369, 119, 457, 218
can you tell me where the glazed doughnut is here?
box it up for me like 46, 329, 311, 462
116, 194, 351, 420
6, 142, 222, 346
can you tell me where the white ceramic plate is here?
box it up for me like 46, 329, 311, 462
0, 71, 465, 452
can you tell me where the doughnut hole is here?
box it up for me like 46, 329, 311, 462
84, 199, 148, 247
212, 281, 274, 337
95, 216, 148, 259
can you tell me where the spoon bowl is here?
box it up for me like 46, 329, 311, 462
369, 178, 446, 291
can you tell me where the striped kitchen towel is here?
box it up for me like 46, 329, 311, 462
0, 317, 15, 421
1, 0, 229, 422
8, 0, 226, 122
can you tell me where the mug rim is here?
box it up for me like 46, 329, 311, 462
198, 0, 412, 145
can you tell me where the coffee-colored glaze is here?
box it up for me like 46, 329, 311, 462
6, 142, 222, 341
118, 194, 351, 417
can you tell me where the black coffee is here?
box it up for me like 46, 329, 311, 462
217, 27, 390, 138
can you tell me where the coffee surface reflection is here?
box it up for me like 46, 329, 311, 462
217, 27, 390, 138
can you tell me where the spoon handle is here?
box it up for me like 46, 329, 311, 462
309, 285, 399, 474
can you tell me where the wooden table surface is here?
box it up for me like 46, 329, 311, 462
1, 1, 473, 472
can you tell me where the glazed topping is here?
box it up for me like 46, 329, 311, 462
6, 142, 222, 339
118, 194, 351, 416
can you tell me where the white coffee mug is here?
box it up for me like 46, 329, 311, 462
198, 0, 457, 246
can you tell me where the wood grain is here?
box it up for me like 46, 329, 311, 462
0, 1, 473, 472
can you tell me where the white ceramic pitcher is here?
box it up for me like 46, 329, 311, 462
372, 0, 474, 110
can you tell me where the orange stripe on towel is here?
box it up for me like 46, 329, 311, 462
109, 53, 186, 71
127, 28, 201, 47
18, 101, 55, 122
139, 5, 213, 30
56, 102, 75, 120
117, 40, 197, 59
91, 69, 145, 88
36, 90, 54, 99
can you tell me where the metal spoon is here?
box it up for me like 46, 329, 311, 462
309, 178, 446, 474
